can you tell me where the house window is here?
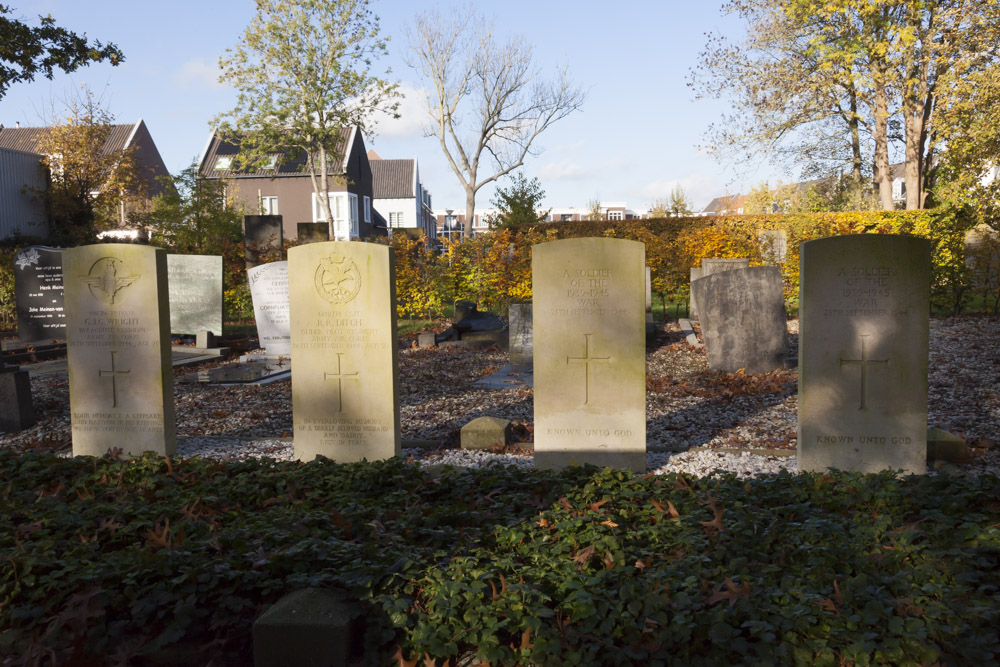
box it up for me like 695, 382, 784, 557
214, 156, 232, 171
313, 192, 359, 240
260, 196, 278, 215
608, 210, 623, 221
561, 214, 572, 222
364, 196, 371, 223
263, 155, 278, 170
389, 212, 404, 227
892, 179, 905, 201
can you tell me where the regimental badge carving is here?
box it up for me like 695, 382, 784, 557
84, 257, 138, 305
314, 255, 361, 304
15, 247, 39, 270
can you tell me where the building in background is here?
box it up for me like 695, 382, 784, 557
0, 146, 48, 239
368, 151, 435, 239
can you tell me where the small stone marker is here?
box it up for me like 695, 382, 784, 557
14, 245, 66, 342
926, 428, 967, 463
508, 303, 533, 365
244, 215, 284, 268
288, 241, 400, 462
248, 261, 291, 356
63, 243, 175, 457
0, 368, 34, 433
692, 266, 788, 373
167, 254, 223, 336
253, 588, 362, 667
689, 257, 750, 320
533, 237, 646, 472
798, 234, 930, 475
297, 222, 330, 244
759, 229, 788, 264
417, 332, 436, 348
461, 416, 513, 450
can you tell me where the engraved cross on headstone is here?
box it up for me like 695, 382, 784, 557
99, 350, 130, 408
324, 352, 359, 412
567, 333, 611, 405
840, 334, 889, 411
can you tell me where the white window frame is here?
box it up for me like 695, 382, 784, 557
389, 211, 404, 228
214, 156, 232, 171
608, 210, 624, 221
260, 196, 278, 215
363, 195, 371, 223
313, 192, 359, 240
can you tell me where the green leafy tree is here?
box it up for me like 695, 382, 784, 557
408, 7, 585, 239
0, 4, 123, 98
488, 172, 549, 231
146, 162, 244, 255
214, 0, 399, 229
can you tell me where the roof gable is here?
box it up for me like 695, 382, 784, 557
371, 159, 415, 199
0, 123, 136, 157
199, 126, 354, 179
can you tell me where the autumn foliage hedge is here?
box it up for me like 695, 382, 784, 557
390, 208, 981, 318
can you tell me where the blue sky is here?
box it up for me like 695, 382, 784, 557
1, 1, 783, 212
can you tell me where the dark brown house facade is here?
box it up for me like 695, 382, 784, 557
198, 126, 383, 241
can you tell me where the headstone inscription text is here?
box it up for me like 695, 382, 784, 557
798, 234, 930, 474
248, 261, 291, 355
63, 244, 175, 457
533, 237, 646, 472
167, 254, 223, 335
289, 242, 400, 462
14, 245, 66, 341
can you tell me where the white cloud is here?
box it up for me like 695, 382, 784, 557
171, 58, 223, 92
540, 160, 589, 181
372, 82, 430, 140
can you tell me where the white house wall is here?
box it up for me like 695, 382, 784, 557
374, 197, 419, 228
0, 147, 48, 239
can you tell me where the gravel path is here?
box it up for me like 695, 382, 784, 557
3, 317, 998, 477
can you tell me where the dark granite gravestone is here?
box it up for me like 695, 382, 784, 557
297, 222, 330, 244
167, 254, 223, 336
14, 246, 66, 342
0, 364, 34, 433
244, 215, 284, 268
691, 266, 788, 373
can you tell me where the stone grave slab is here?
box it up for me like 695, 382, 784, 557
461, 416, 512, 450
248, 261, 291, 356
167, 254, 223, 336
63, 244, 175, 457
244, 215, 283, 268
689, 257, 749, 320
798, 234, 930, 475
508, 303, 533, 365
297, 222, 330, 244
288, 242, 400, 462
533, 237, 646, 472
14, 245, 66, 342
692, 266, 788, 373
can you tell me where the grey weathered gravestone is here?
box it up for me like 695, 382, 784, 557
14, 245, 66, 342
798, 234, 930, 475
691, 266, 788, 373
253, 588, 362, 667
533, 237, 646, 472
417, 332, 436, 348
63, 244, 175, 457
248, 261, 291, 356
689, 257, 750, 320
508, 303, 533, 365
0, 369, 34, 433
244, 215, 283, 268
461, 416, 513, 450
297, 222, 330, 244
645, 266, 652, 313
759, 229, 788, 264
166, 254, 223, 336
288, 242, 400, 462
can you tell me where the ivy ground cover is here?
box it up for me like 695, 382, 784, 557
2, 452, 999, 665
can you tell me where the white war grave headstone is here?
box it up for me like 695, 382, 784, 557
288, 241, 400, 462
63, 244, 175, 456
533, 237, 646, 472
248, 261, 291, 356
798, 234, 930, 474
167, 254, 223, 336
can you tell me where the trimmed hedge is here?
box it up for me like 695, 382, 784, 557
2, 451, 999, 665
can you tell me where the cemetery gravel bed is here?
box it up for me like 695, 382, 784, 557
2, 317, 998, 478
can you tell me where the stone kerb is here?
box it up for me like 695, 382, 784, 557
532, 237, 646, 472
798, 234, 930, 475
63, 244, 175, 457
288, 241, 400, 462
692, 266, 788, 374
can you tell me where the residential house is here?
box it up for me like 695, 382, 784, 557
197, 126, 381, 241
368, 150, 435, 238
433, 209, 495, 240
0, 146, 48, 239
698, 194, 747, 216
0, 119, 171, 236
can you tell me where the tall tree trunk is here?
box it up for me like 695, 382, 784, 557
873, 76, 894, 210
848, 87, 863, 186
463, 188, 476, 240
